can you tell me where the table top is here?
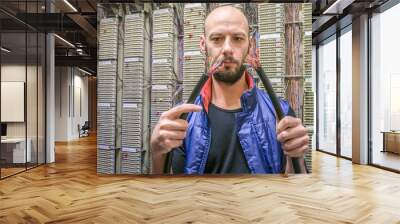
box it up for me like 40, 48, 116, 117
381, 131, 400, 134
1, 138, 29, 143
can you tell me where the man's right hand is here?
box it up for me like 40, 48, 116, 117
150, 104, 202, 157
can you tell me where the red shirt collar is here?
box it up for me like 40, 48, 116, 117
200, 71, 255, 113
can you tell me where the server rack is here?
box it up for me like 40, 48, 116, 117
302, 3, 314, 171
120, 12, 146, 174
151, 7, 181, 130
182, 3, 206, 102
97, 17, 119, 174
258, 4, 286, 98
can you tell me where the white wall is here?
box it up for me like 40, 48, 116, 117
55, 66, 69, 141
1, 65, 26, 82
70, 72, 89, 139
1, 65, 26, 139
55, 66, 89, 141
1, 63, 46, 164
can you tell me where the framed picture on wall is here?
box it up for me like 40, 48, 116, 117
1, 81, 25, 122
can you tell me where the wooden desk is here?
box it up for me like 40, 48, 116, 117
381, 131, 400, 154
1, 138, 31, 164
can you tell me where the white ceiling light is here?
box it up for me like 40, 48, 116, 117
63, 0, 78, 12
78, 67, 93, 76
1, 47, 11, 53
76, 48, 84, 55
54, 34, 75, 48
323, 0, 355, 15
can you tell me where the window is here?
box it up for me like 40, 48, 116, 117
340, 27, 352, 158
371, 3, 400, 171
318, 35, 337, 155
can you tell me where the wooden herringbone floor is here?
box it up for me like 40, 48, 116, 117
1, 135, 400, 224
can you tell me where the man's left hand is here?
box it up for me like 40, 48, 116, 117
276, 116, 309, 158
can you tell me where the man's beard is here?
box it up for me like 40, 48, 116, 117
205, 45, 249, 85
213, 61, 246, 85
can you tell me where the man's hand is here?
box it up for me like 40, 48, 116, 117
150, 104, 202, 158
276, 116, 309, 158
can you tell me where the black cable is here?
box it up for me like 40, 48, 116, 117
254, 67, 284, 120
163, 73, 209, 174
164, 65, 306, 174
254, 66, 303, 174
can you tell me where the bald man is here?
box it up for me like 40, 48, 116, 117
150, 6, 309, 174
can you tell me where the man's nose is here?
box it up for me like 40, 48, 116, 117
221, 38, 233, 55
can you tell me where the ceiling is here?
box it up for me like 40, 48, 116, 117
311, 0, 391, 43
1, 32, 46, 65
3, 0, 395, 74
0, 0, 98, 74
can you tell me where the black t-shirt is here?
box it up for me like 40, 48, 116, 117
171, 103, 296, 174
206, 103, 251, 173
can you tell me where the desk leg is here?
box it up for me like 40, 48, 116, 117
382, 133, 386, 153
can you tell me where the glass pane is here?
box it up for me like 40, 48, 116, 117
371, 4, 400, 171
38, 32, 45, 165
27, 31, 38, 169
340, 28, 352, 158
27, 0, 40, 170
0, 0, 46, 178
1, 30, 27, 177
318, 36, 337, 154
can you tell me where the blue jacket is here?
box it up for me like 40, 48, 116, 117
182, 71, 290, 174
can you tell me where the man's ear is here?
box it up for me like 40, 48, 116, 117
200, 34, 206, 54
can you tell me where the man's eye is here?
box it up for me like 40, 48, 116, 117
234, 37, 244, 41
212, 37, 221, 42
